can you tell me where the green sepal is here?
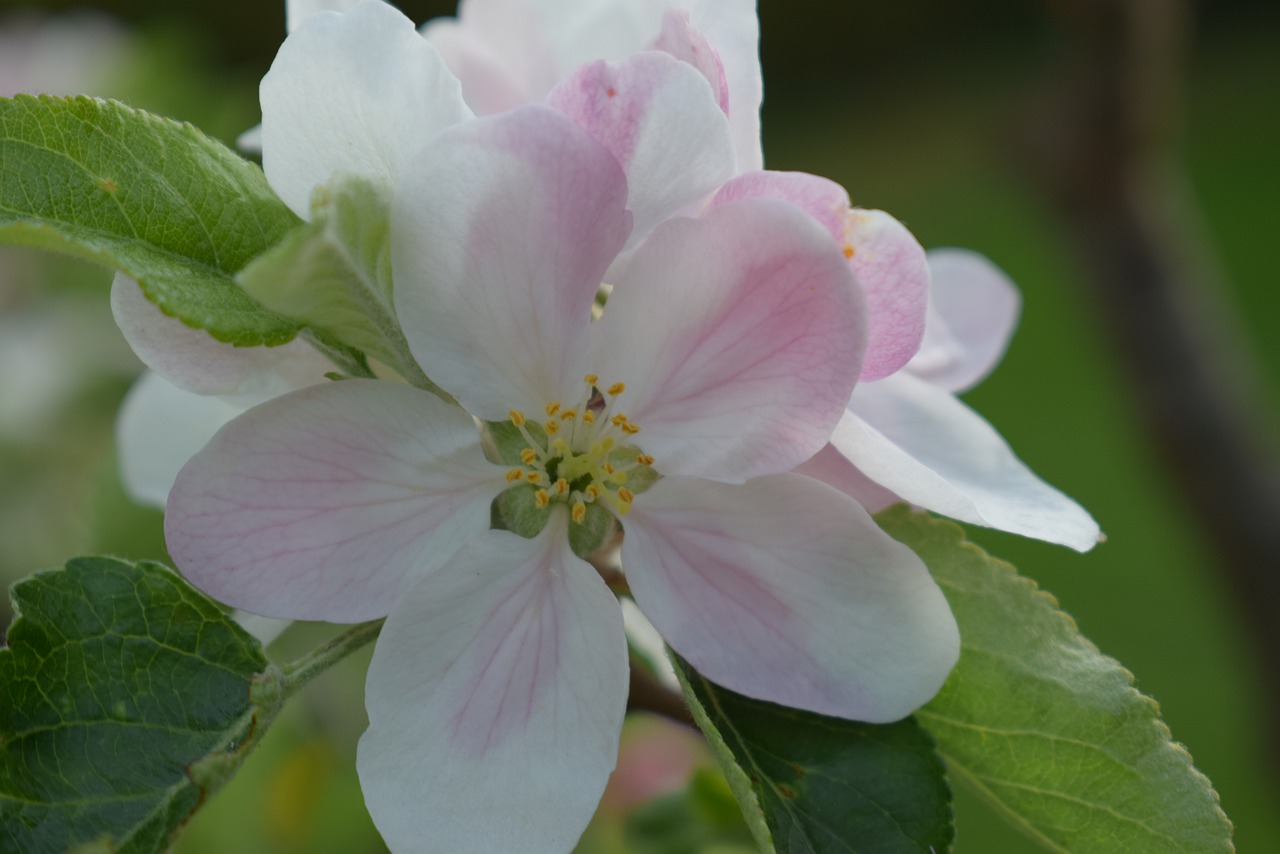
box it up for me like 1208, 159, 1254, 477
568, 501, 619, 561
236, 174, 436, 390
672, 653, 953, 854
0, 95, 300, 346
0, 557, 287, 854
493, 484, 552, 539
878, 506, 1235, 853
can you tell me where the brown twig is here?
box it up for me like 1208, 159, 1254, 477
1026, 0, 1280, 767
628, 660, 695, 727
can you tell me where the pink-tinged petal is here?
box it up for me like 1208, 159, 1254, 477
165, 380, 503, 622
908, 248, 1021, 392
117, 372, 249, 509
111, 274, 330, 398
422, 0, 566, 112
844, 209, 929, 380
712, 171, 849, 241
548, 52, 734, 251
262, 0, 472, 218
393, 106, 631, 421
712, 173, 929, 381
624, 474, 959, 722
359, 516, 627, 853
683, 0, 761, 171
792, 442, 901, 513
836, 374, 1102, 551
650, 8, 729, 113
286, 0, 361, 32
593, 199, 863, 482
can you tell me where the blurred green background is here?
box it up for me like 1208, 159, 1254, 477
1, 1, 1277, 851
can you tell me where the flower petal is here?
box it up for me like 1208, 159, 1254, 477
593, 198, 863, 482
548, 51, 735, 250
835, 373, 1101, 551
712, 172, 929, 381
165, 380, 503, 621
286, 0, 361, 32
681, 0, 761, 171
110, 273, 330, 398
358, 516, 628, 853
792, 441, 901, 513
650, 8, 729, 113
393, 106, 631, 421
116, 372, 249, 509
907, 248, 1021, 392
262, 0, 471, 218
624, 474, 959, 722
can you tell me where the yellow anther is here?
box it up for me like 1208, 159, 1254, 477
843, 242, 856, 259
520, 448, 538, 465
555, 478, 569, 495
505, 468, 524, 482
572, 501, 587, 524
610, 414, 629, 427
607, 382, 626, 396
602, 462, 616, 474
583, 373, 599, 386
534, 489, 550, 508
526, 471, 543, 485
582, 410, 595, 425
545, 402, 561, 417
545, 419, 560, 435
617, 487, 635, 504
559, 409, 578, 421
636, 454, 655, 466
509, 409, 526, 427
585, 484, 601, 499
620, 422, 641, 435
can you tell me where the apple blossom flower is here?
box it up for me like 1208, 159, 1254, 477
165, 106, 959, 852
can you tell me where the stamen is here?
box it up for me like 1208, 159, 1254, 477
583, 373, 599, 386
555, 478, 569, 496
509, 410, 526, 427
534, 489, 550, 508
545, 402, 561, 417
526, 471, 543, 485
572, 501, 587, 524
505, 468, 524, 482
617, 487, 635, 503
559, 409, 578, 421
607, 382, 626, 396
520, 448, 538, 465
585, 484, 601, 500
582, 410, 596, 425
620, 422, 641, 435
636, 454, 655, 466
545, 420, 560, 435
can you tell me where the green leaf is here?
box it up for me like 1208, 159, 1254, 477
237, 174, 437, 389
877, 506, 1235, 853
0, 95, 301, 346
673, 654, 954, 854
0, 557, 287, 854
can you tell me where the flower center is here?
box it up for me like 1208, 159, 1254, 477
503, 374, 654, 524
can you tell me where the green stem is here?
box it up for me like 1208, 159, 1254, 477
279, 618, 384, 698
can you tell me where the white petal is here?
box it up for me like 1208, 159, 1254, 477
837, 373, 1102, 551
165, 380, 503, 621
682, 0, 761, 171
359, 517, 628, 853
262, 0, 471, 217
287, 0, 362, 32
624, 474, 959, 722
111, 273, 330, 398
907, 248, 1021, 393
116, 372, 249, 509
548, 51, 735, 251
392, 106, 631, 421
594, 199, 863, 482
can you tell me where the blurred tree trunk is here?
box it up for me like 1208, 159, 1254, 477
1027, 0, 1280, 769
